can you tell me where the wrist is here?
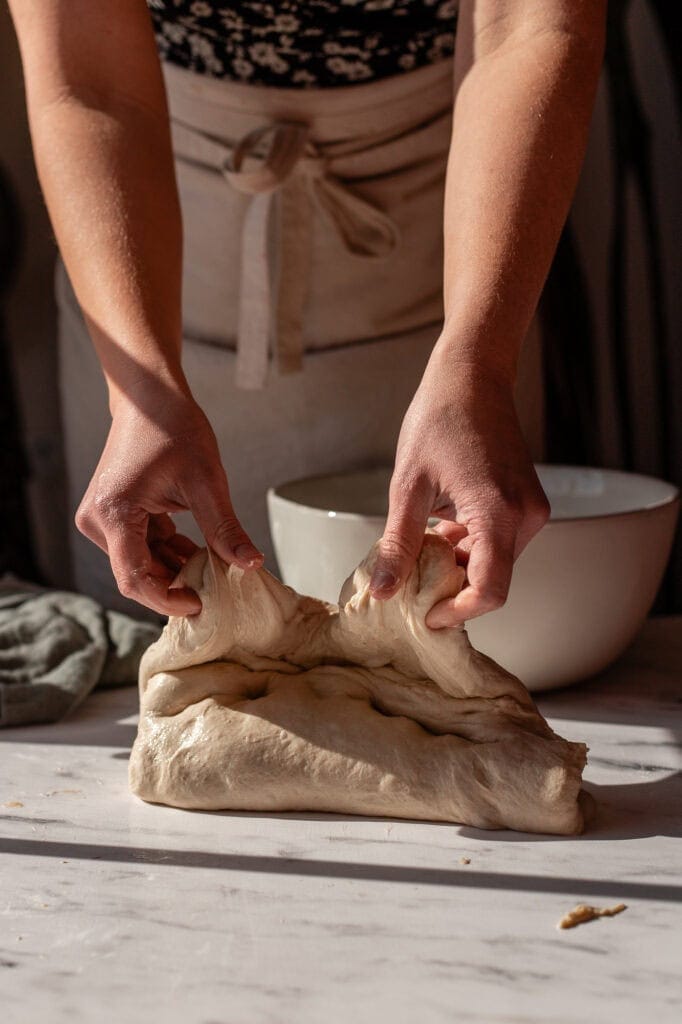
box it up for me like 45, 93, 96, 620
427, 329, 518, 394
107, 363, 194, 418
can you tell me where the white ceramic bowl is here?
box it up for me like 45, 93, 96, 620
267, 465, 679, 691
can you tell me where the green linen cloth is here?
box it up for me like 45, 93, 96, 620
0, 575, 161, 727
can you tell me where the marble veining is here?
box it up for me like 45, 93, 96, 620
1, 616, 681, 1024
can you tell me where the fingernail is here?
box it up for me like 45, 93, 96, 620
370, 569, 397, 594
235, 543, 264, 567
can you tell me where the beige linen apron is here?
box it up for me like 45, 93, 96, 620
56, 55, 543, 617
161, 57, 454, 390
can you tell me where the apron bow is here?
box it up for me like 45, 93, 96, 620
173, 117, 401, 389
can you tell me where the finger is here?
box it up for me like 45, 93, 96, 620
191, 474, 264, 569
149, 540, 185, 574
106, 526, 202, 617
74, 499, 108, 554
147, 513, 177, 544
451, 531, 475, 568
369, 476, 433, 600
425, 531, 515, 629
165, 532, 200, 559
432, 519, 469, 547
147, 516, 199, 561
150, 532, 198, 569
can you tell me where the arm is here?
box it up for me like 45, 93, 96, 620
370, 0, 606, 625
8, 0, 263, 616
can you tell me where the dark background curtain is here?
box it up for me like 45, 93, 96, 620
540, 0, 681, 612
0, 164, 42, 582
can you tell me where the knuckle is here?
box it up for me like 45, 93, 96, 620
472, 493, 522, 534
389, 466, 430, 504
116, 566, 149, 600
74, 502, 95, 536
489, 587, 508, 610
116, 576, 137, 599
93, 492, 135, 525
92, 491, 116, 520
525, 493, 551, 528
496, 495, 525, 526
207, 516, 242, 550
380, 530, 419, 564
485, 490, 549, 538
479, 585, 508, 612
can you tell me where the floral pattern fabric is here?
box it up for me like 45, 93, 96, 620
146, 0, 458, 88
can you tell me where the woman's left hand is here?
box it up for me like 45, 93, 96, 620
368, 350, 550, 628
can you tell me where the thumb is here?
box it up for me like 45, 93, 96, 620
191, 472, 264, 569
369, 475, 433, 600
425, 529, 515, 628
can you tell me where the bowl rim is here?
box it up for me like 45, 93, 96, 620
267, 464, 681, 526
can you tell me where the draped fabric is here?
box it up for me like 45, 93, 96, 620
0, 163, 41, 583
540, 0, 681, 611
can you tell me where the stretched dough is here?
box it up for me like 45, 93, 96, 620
129, 533, 588, 834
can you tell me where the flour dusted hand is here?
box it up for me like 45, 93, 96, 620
129, 533, 589, 834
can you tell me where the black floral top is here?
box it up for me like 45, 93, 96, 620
146, 0, 459, 88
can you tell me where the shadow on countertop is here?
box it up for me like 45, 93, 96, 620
1, 833, 680, 904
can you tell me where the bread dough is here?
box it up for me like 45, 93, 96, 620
129, 533, 588, 834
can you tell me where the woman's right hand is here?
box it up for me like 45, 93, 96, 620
75, 384, 263, 617
9, 0, 263, 619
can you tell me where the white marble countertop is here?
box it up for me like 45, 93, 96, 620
2, 616, 681, 1024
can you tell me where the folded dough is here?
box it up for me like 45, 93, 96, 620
129, 533, 589, 834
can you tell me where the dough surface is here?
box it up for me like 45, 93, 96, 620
129, 533, 588, 834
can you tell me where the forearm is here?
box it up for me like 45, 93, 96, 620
28, 88, 186, 412
6, 0, 191, 417
435, 0, 606, 382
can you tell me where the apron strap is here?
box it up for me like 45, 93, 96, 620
169, 117, 401, 389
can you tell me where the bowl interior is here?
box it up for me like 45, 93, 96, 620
271, 465, 679, 522
535, 465, 678, 520
273, 468, 391, 519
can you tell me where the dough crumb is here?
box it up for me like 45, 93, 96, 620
557, 903, 627, 929
3, 801, 24, 808
459, 857, 471, 865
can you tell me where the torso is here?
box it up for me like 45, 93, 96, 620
146, 0, 459, 88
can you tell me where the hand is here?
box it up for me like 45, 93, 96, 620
75, 383, 263, 616
369, 353, 550, 628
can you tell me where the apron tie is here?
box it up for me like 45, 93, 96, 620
173, 118, 401, 389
